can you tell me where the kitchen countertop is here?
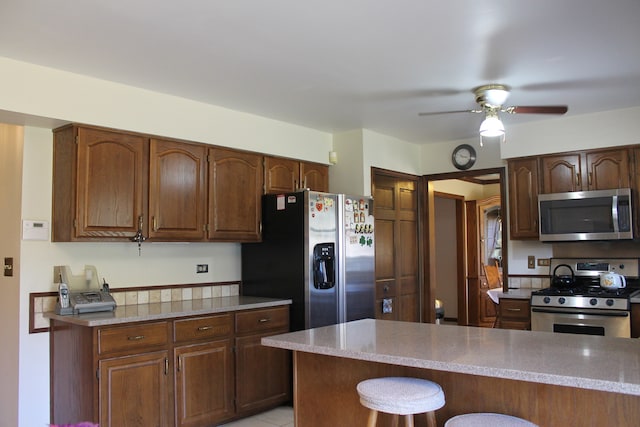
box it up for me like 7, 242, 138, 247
486, 288, 533, 304
44, 295, 292, 327
263, 318, 640, 396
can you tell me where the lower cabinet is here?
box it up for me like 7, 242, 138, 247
497, 298, 531, 330
50, 305, 290, 427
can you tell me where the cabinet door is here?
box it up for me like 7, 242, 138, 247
235, 331, 291, 415
175, 340, 235, 427
540, 153, 582, 193
264, 156, 299, 194
149, 139, 207, 240
508, 158, 540, 239
99, 351, 170, 427
586, 149, 630, 190
75, 127, 147, 239
300, 161, 329, 192
208, 148, 263, 241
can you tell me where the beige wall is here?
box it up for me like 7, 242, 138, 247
0, 124, 23, 427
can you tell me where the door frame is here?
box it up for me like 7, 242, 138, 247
421, 167, 508, 324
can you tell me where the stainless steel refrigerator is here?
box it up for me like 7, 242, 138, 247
241, 190, 375, 331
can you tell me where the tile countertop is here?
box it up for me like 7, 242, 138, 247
44, 295, 292, 327
262, 318, 640, 396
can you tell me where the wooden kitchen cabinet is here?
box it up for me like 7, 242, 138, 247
497, 298, 530, 330
507, 158, 540, 239
207, 147, 263, 242
50, 306, 290, 427
149, 139, 207, 241
540, 148, 631, 193
632, 303, 640, 338
264, 156, 329, 193
234, 306, 291, 416
52, 124, 148, 241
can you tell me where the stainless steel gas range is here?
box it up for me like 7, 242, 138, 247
531, 258, 640, 338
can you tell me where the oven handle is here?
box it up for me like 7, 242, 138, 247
531, 307, 630, 317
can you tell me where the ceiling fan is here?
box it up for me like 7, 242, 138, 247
418, 84, 568, 141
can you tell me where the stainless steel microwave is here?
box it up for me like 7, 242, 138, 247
538, 188, 633, 241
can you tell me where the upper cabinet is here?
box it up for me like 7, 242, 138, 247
264, 156, 329, 194
208, 148, 263, 242
53, 124, 329, 243
540, 148, 631, 193
508, 158, 540, 239
53, 125, 148, 241
149, 138, 207, 241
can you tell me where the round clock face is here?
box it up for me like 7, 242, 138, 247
452, 144, 477, 170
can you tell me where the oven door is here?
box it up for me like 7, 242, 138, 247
531, 307, 630, 338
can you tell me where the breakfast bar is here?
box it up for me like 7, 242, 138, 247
262, 319, 640, 427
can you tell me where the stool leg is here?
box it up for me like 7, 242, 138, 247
404, 414, 415, 427
367, 409, 378, 427
426, 411, 437, 427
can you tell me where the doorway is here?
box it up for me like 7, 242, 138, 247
423, 168, 507, 325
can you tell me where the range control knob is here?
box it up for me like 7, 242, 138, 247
590, 298, 598, 306
606, 299, 615, 307
543, 296, 551, 304
559, 297, 566, 305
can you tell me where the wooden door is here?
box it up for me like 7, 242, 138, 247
508, 158, 540, 239
74, 127, 147, 239
373, 171, 420, 322
208, 148, 263, 241
149, 139, 207, 240
264, 156, 299, 193
99, 351, 170, 427
540, 153, 582, 193
235, 331, 291, 415
300, 161, 329, 192
586, 148, 631, 190
174, 340, 235, 427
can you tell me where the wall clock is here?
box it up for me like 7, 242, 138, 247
451, 144, 476, 170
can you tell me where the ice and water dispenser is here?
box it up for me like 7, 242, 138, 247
313, 243, 335, 289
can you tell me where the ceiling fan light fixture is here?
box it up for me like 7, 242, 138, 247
479, 115, 505, 137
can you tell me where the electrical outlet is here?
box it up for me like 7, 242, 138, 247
4, 257, 13, 277
537, 258, 550, 266
196, 264, 208, 273
527, 256, 535, 269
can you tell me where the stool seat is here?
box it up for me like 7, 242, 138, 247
357, 377, 445, 415
445, 413, 538, 426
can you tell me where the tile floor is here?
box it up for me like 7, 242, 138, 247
219, 406, 294, 427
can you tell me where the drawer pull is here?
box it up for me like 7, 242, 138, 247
197, 326, 213, 331
127, 335, 145, 341
383, 286, 389, 292
506, 308, 522, 312
258, 318, 271, 323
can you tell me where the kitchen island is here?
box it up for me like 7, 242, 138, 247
262, 319, 640, 427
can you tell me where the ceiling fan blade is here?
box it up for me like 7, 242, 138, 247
506, 105, 568, 115
418, 109, 479, 116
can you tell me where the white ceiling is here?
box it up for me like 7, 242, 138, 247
1, 0, 640, 144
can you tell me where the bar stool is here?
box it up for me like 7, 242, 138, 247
357, 377, 445, 427
445, 413, 538, 426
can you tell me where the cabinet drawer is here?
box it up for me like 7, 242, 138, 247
236, 307, 289, 335
500, 299, 530, 321
98, 322, 168, 355
174, 313, 233, 343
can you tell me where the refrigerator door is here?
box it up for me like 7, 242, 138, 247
340, 195, 375, 322
306, 191, 340, 328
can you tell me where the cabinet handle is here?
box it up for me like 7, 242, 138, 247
152, 217, 158, 232
197, 326, 212, 331
576, 173, 581, 187
383, 286, 389, 292
294, 179, 299, 190
127, 335, 145, 341
258, 318, 271, 323
165, 358, 169, 375
588, 172, 592, 186
177, 356, 181, 372
506, 308, 521, 312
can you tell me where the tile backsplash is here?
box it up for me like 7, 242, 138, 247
30, 282, 240, 333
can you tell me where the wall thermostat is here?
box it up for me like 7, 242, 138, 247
22, 220, 50, 241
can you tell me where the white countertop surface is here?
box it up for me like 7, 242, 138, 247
263, 318, 640, 396
487, 288, 533, 304
44, 295, 292, 327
